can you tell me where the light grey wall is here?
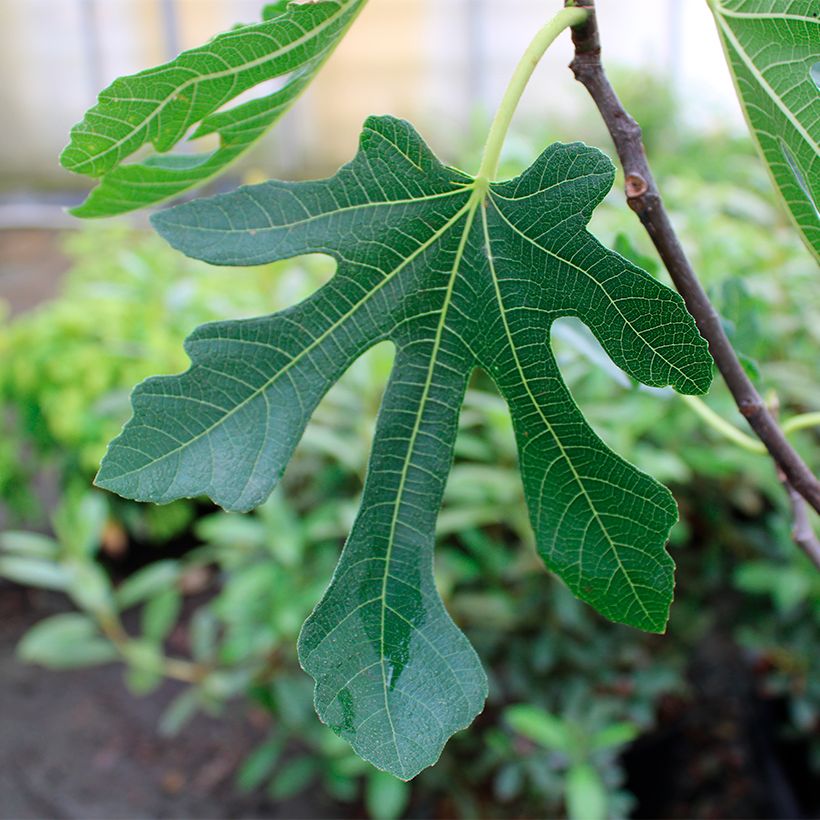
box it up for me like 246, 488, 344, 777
0, 0, 742, 192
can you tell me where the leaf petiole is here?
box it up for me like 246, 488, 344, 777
681, 395, 766, 454
682, 396, 820, 455
477, 6, 589, 182
783, 412, 820, 437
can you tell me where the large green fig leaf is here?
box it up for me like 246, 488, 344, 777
96, 116, 712, 778
709, 0, 820, 260
60, 0, 366, 218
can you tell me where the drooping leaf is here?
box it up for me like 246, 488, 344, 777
115, 559, 181, 609
60, 0, 366, 218
0, 531, 60, 560
96, 116, 712, 777
590, 721, 639, 751
365, 770, 411, 820
566, 763, 608, 820
18, 614, 119, 668
268, 757, 318, 800
709, 0, 820, 260
505, 705, 572, 753
0, 556, 71, 591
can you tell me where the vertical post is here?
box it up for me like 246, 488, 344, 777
466, 0, 489, 114
159, 0, 181, 61
78, 0, 103, 99
667, 0, 683, 98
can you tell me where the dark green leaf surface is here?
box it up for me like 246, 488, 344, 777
709, 0, 820, 260
60, 0, 365, 218
97, 116, 712, 777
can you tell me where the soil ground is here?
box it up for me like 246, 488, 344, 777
0, 588, 344, 820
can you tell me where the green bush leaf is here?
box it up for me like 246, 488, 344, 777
116, 560, 181, 609
237, 738, 283, 793
0, 532, 59, 559
159, 688, 201, 737
18, 614, 118, 668
142, 587, 182, 644
97, 116, 712, 777
268, 757, 317, 800
709, 0, 820, 260
566, 763, 607, 820
365, 770, 411, 820
52, 491, 109, 558
0, 556, 71, 591
123, 639, 165, 695
67, 560, 114, 614
505, 705, 572, 753
590, 721, 639, 751
60, 0, 366, 218
190, 609, 220, 663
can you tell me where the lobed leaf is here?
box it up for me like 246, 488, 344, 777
60, 0, 366, 217
709, 0, 820, 260
96, 116, 712, 777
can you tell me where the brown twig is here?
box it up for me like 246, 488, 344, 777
564, 0, 820, 542
779, 471, 820, 569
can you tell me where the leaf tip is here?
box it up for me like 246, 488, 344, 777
66, 201, 94, 220
93, 456, 124, 498
680, 340, 715, 397
150, 206, 195, 256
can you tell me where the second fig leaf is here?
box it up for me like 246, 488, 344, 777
709, 0, 820, 260
60, 0, 366, 217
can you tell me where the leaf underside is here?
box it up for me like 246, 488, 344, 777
59, 0, 365, 218
96, 116, 712, 778
710, 0, 820, 260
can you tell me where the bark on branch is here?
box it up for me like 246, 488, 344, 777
565, 0, 820, 564
779, 471, 820, 569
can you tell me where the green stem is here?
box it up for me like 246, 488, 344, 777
783, 412, 820, 437
477, 6, 588, 181
98, 611, 208, 684
683, 396, 820, 455
681, 395, 766, 454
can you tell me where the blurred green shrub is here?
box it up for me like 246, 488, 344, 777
505, 703, 638, 820
0, 227, 331, 531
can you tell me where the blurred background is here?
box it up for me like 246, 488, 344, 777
1, 1, 818, 818
0, 0, 742, 191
